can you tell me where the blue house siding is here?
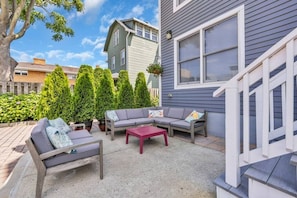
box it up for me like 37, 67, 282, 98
160, 0, 297, 137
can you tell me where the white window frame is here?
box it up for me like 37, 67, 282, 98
14, 70, 28, 76
120, 48, 125, 66
114, 29, 119, 46
136, 24, 143, 37
111, 56, 115, 70
174, 5, 245, 90
152, 30, 158, 42
144, 27, 150, 39
173, 0, 193, 13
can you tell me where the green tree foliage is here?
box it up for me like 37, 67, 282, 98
116, 70, 129, 91
117, 74, 134, 109
72, 72, 95, 123
77, 64, 94, 79
95, 69, 115, 121
36, 66, 72, 122
94, 67, 104, 89
0, 0, 83, 81
134, 72, 151, 108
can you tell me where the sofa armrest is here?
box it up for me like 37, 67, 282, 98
39, 138, 102, 160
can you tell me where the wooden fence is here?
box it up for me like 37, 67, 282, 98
148, 88, 159, 98
0, 81, 42, 95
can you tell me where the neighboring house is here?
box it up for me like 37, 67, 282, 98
160, 0, 297, 197
14, 58, 79, 86
103, 18, 159, 88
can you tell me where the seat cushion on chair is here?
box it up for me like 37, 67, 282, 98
44, 137, 100, 168
170, 120, 191, 130
131, 118, 154, 125
67, 130, 92, 140
153, 117, 179, 125
114, 120, 136, 128
31, 118, 54, 154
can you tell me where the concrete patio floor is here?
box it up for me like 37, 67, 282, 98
0, 123, 225, 198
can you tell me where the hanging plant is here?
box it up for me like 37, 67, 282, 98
146, 63, 163, 77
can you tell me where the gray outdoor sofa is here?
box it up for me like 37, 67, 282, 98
105, 107, 207, 143
26, 118, 103, 198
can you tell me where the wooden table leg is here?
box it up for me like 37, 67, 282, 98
139, 137, 144, 154
126, 132, 129, 144
163, 132, 168, 146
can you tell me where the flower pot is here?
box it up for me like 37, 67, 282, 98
98, 120, 105, 132
84, 120, 93, 132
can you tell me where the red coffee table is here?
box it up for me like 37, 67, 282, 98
126, 125, 168, 154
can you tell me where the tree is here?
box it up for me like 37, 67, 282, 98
0, 1, 83, 81
94, 67, 104, 89
36, 66, 72, 122
117, 74, 134, 109
134, 72, 151, 108
95, 69, 115, 122
72, 72, 95, 124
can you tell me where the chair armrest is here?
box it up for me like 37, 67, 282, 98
39, 138, 102, 160
69, 123, 86, 130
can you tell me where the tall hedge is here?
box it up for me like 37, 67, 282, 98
134, 72, 151, 108
95, 69, 115, 121
94, 67, 104, 89
36, 66, 72, 122
72, 72, 95, 122
117, 72, 134, 109
77, 64, 94, 79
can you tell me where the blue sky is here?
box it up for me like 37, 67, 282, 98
10, 0, 159, 69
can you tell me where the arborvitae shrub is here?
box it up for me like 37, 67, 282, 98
134, 72, 151, 108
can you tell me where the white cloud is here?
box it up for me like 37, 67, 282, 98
65, 51, 94, 61
10, 49, 33, 62
124, 5, 144, 19
46, 50, 64, 59
78, 0, 106, 16
81, 37, 105, 46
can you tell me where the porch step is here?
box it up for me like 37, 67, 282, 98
245, 153, 297, 197
214, 153, 297, 197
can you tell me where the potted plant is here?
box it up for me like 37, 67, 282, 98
72, 72, 95, 132
146, 63, 163, 77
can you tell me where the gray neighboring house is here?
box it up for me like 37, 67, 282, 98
160, 0, 297, 197
103, 18, 159, 88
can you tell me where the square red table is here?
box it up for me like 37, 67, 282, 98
126, 125, 168, 154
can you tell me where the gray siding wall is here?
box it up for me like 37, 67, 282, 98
160, 0, 297, 114
107, 23, 127, 73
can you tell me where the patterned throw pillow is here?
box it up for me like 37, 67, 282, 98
148, 110, 164, 118
49, 117, 72, 134
106, 110, 119, 121
185, 110, 204, 123
46, 126, 75, 154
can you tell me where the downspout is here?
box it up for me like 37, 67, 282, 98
158, 0, 162, 106
125, 31, 131, 72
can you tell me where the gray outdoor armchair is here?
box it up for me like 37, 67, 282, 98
26, 118, 103, 198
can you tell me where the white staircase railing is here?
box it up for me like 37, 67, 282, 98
213, 27, 297, 187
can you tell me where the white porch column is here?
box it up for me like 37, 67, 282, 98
225, 85, 241, 187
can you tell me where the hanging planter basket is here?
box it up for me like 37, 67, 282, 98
146, 63, 163, 77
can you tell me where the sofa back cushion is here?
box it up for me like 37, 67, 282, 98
158, 106, 170, 117
31, 118, 54, 154
142, 107, 157, 117
182, 108, 195, 119
115, 109, 128, 120
167, 107, 184, 119
127, 108, 144, 119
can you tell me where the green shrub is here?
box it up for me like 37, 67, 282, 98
134, 72, 151, 108
72, 72, 95, 122
95, 69, 115, 121
0, 92, 40, 123
94, 67, 104, 89
117, 72, 134, 109
150, 96, 159, 107
36, 66, 72, 123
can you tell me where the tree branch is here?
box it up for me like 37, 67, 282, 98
8, 0, 26, 36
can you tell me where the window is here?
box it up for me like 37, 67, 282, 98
67, 74, 76, 80
174, 6, 245, 89
136, 24, 143, 37
111, 56, 115, 70
114, 29, 119, 46
173, 0, 192, 12
145, 28, 150, 39
120, 49, 125, 66
152, 31, 158, 42
14, 70, 28, 76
